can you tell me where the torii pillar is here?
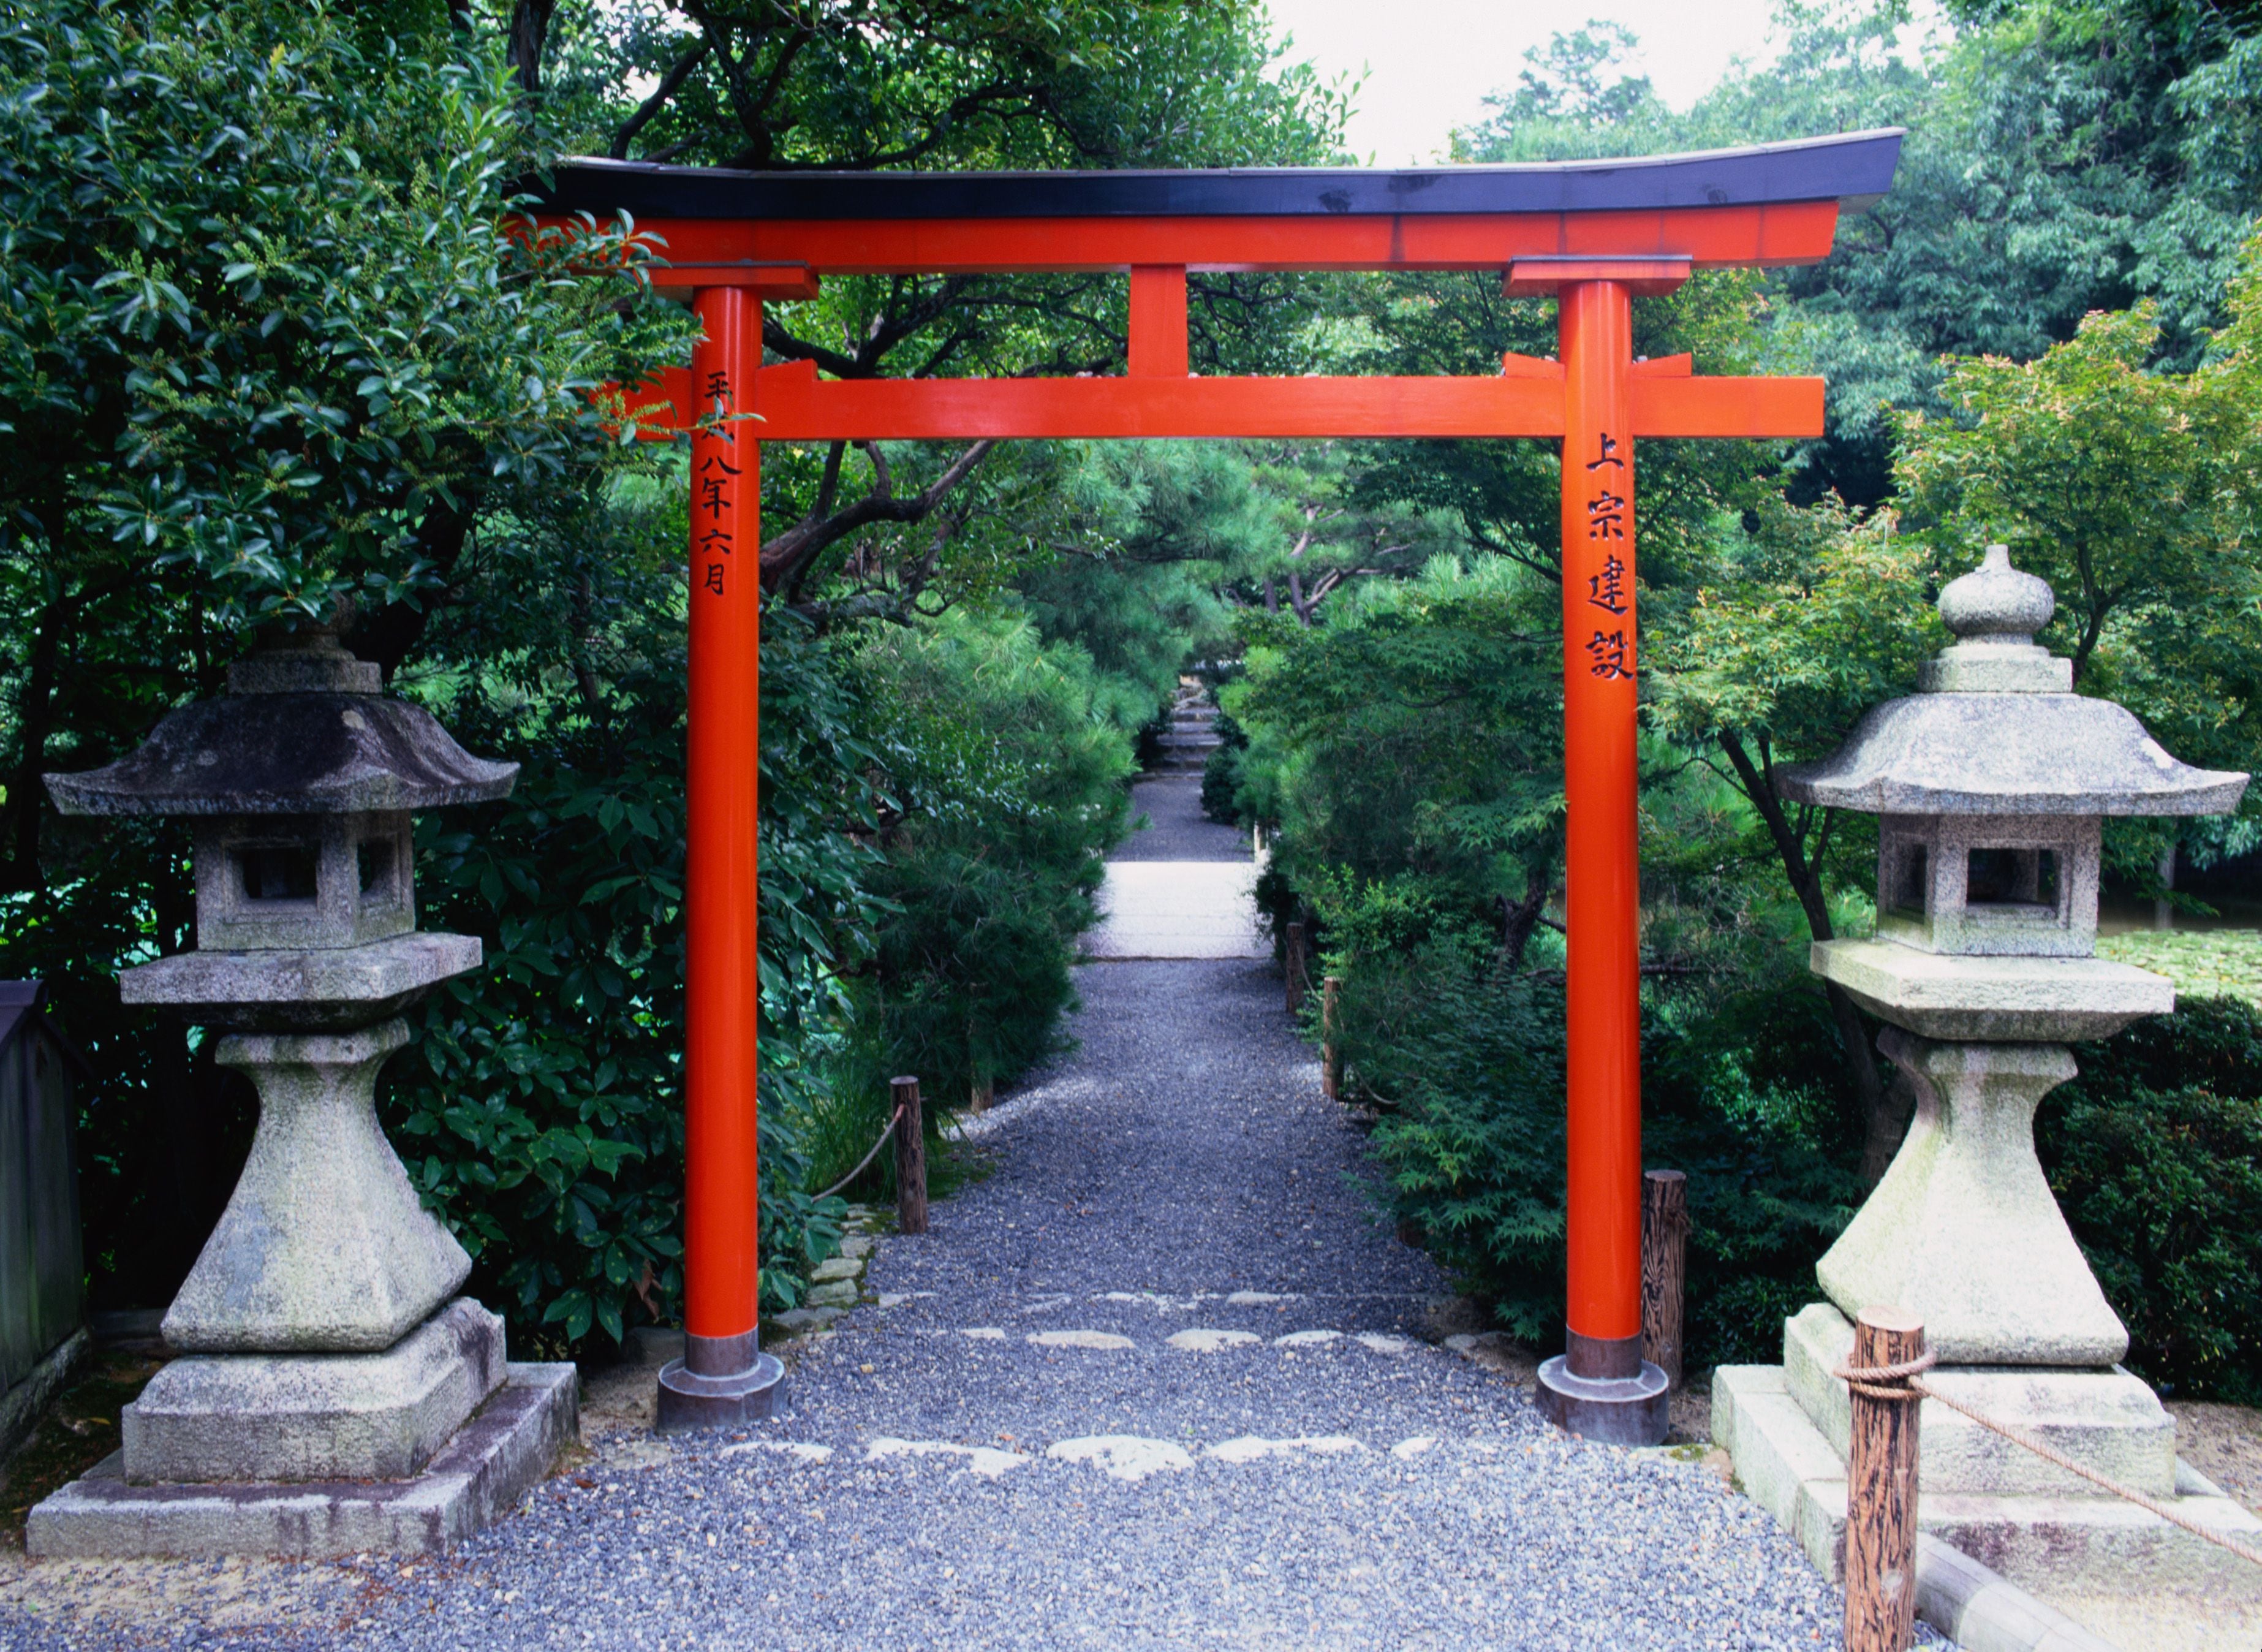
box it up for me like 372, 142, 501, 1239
1512, 255, 1703, 1443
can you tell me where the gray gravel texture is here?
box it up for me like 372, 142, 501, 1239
1111, 776, 1250, 862
1, 956, 1899, 1651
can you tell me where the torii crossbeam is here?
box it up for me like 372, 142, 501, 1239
538, 130, 1902, 1445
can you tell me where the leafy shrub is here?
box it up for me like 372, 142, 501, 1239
1358, 932, 1569, 1342
1353, 919, 1864, 1365
1200, 711, 1249, 824
804, 610, 1133, 1194
2043, 999, 2262, 1401
1222, 556, 1560, 919
385, 552, 875, 1342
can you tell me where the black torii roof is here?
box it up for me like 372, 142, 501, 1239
532, 129, 1904, 222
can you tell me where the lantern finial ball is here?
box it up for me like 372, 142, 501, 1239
1937, 543, 2056, 644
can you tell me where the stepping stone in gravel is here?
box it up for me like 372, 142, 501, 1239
811, 1257, 862, 1283
1274, 1329, 1341, 1347
1390, 1436, 1438, 1460
1026, 1330, 1135, 1351
1227, 1290, 1297, 1305
1166, 1328, 1260, 1353
961, 1327, 1007, 1341
768, 1305, 842, 1335
806, 1281, 861, 1308
1355, 1333, 1416, 1355
1207, 1436, 1364, 1464
866, 1438, 1029, 1479
1045, 1436, 1195, 1482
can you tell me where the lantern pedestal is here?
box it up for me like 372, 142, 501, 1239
156, 1019, 472, 1354
1715, 1037, 2262, 1638
1817, 1031, 2130, 1367
26, 1364, 575, 1559
1715, 1321, 2262, 1647
120, 1297, 507, 1484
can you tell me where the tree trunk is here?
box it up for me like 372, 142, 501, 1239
1717, 732, 1897, 1178
507, 0, 556, 94
1496, 860, 1554, 971
4, 598, 62, 890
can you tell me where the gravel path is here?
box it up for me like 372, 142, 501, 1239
2, 951, 1875, 1651
1113, 775, 1251, 861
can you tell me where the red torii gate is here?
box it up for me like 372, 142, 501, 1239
540, 131, 1902, 1446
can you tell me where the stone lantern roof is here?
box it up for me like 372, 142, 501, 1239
1778, 545, 2249, 1046
41, 631, 515, 1032
45, 634, 516, 819
1777, 547, 2244, 817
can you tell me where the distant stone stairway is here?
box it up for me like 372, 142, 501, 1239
1152, 680, 1222, 775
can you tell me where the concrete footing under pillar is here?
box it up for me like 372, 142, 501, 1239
25, 1362, 575, 1559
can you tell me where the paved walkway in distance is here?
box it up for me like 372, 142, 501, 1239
1085, 778, 1268, 961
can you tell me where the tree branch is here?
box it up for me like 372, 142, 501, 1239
761, 440, 996, 598
609, 38, 714, 159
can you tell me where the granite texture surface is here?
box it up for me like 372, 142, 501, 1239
124, 1299, 506, 1484
161, 1018, 471, 1354
1817, 1031, 2130, 1366
1811, 939, 2172, 1042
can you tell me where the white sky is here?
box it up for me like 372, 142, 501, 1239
1262, 0, 1783, 165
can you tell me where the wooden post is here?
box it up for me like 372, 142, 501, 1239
891, 1075, 928, 1235
1845, 1306, 1924, 1652
1640, 1169, 1687, 1390
1321, 975, 1342, 1101
1285, 920, 1308, 1014
970, 1075, 994, 1114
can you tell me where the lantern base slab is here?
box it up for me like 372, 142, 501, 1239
123, 1297, 506, 1485
25, 1361, 575, 1559
1782, 1303, 2175, 1497
1810, 941, 2170, 1044
1713, 1358, 2262, 1647
1534, 1355, 1668, 1445
655, 1349, 784, 1433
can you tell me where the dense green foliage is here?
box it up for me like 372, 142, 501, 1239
2045, 999, 2262, 1403
1348, 932, 1865, 1366
829, 611, 1133, 1165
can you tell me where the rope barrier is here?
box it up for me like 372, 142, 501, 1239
1835, 1351, 1935, 1400
1837, 1350, 2262, 1571
814, 1104, 905, 1203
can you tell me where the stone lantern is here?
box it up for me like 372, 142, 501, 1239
1712, 547, 2262, 1637
28, 631, 575, 1559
